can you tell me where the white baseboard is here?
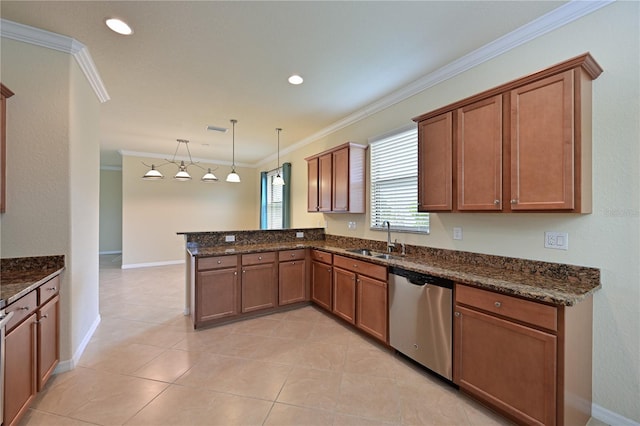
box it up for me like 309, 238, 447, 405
99, 250, 122, 255
121, 259, 185, 269
54, 314, 101, 374
592, 403, 640, 426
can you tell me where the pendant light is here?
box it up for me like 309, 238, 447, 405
226, 119, 241, 183
141, 139, 218, 182
272, 128, 285, 186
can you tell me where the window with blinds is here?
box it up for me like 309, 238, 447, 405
370, 126, 429, 233
266, 169, 283, 230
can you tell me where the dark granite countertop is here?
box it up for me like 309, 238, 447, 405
187, 241, 600, 306
1, 256, 65, 309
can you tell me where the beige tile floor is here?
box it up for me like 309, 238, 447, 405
18, 255, 601, 426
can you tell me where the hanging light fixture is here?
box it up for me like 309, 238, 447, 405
272, 128, 285, 186
226, 119, 241, 183
141, 139, 218, 182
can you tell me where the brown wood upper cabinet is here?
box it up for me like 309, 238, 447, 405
413, 53, 602, 213
306, 142, 367, 213
1, 83, 15, 213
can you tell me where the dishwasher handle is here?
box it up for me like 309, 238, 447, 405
389, 267, 453, 289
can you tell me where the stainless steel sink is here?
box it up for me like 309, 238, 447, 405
374, 253, 400, 260
345, 248, 374, 256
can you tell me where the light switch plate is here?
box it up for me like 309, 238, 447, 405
225, 235, 235, 242
296, 232, 304, 238
545, 232, 568, 250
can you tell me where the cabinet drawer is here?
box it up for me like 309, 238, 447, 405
333, 255, 387, 281
5, 290, 37, 332
279, 249, 306, 262
455, 284, 557, 331
311, 249, 332, 265
198, 255, 238, 271
38, 276, 60, 305
242, 251, 276, 266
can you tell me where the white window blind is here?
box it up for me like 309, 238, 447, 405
370, 127, 429, 233
266, 169, 283, 230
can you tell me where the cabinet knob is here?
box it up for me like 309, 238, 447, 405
510, 199, 518, 204
353, 264, 358, 268
47, 287, 57, 291
454, 312, 460, 317
217, 260, 222, 264
291, 254, 295, 257
258, 256, 262, 260
494, 200, 500, 205
20, 306, 30, 311
494, 301, 501, 308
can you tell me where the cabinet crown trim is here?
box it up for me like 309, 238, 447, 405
412, 52, 602, 123
304, 141, 368, 161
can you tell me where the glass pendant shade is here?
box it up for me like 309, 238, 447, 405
226, 168, 241, 183
272, 173, 285, 186
174, 161, 192, 181
142, 164, 164, 180
201, 168, 218, 182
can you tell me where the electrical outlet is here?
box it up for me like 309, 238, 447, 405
225, 235, 235, 242
296, 232, 304, 238
453, 227, 463, 240
544, 232, 568, 250
348, 221, 356, 230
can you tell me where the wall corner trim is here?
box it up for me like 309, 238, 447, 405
0, 18, 110, 103
592, 403, 640, 426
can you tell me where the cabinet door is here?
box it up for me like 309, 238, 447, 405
5, 313, 37, 426
311, 260, 332, 311
356, 276, 388, 343
279, 260, 306, 305
456, 95, 503, 211
332, 147, 349, 212
454, 305, 557, 425
37, 295, 59, 390
318, 153, 333, 212
418, 112, 453, 211
333, 267, 356, 324
510, 70, 574, 210
196, 268, 239, 322
307, 157, 319, 212
241, 263, 277, 313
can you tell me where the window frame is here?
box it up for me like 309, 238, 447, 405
369, 124, 429, 234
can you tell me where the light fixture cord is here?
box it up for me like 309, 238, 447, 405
276, 128, 281, 172
231, 119, 237, 169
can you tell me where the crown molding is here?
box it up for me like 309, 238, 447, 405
253, 0, 615, 168
0, 18, 110, 103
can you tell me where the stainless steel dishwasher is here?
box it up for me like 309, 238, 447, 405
389, 266, 453, 380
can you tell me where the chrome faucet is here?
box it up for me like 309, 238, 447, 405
383, 221, 395, 253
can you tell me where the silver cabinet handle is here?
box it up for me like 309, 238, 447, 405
494, 200, 500, 205
217, 260, 222, 264
494, 301, 501, 308
510, 199, 518, 204
454, 312, 460, 317
20, 306, 30, 311
258, 256, 262, 260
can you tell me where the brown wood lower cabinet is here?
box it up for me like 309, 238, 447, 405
241, 252, 277, 313
310, 250, 332, 311
332, 267, 356, 324
278, 249, 307, 306
4, 275, 60, 426
454, 283, 593, 426
331, 255, 388, 343
356, 275, 388, 343
5, 313, 37, 426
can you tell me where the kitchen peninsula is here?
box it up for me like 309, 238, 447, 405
180, 228, 600, 425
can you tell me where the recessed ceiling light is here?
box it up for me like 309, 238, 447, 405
288, 74, 304, 85
105, 18, 133, 35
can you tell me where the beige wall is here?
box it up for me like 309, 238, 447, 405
121, 155, 259, 267
0, 38, 101, 364
99, 168, 123, 253
282, 2, 639, 421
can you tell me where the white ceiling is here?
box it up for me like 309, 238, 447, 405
0, 1, 569, 168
